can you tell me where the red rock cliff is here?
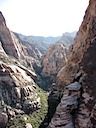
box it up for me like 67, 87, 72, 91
48, 0, 96, 127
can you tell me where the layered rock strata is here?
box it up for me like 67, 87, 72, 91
49, 0, 96, 127
0, 12, 43, 69
0, 62, 41, 127
42, 41, 68, 83
41, 32, 74, 88
48, 82, 81, 128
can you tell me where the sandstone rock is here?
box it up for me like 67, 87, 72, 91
66, 81, 81, 91
0, 62, 41, 114
41, 32, 74, 86
0, 12, 24, 59
0, 12, 6, 27
49, 0, 96, 127
42, 42, 68, 78
56, 0, 96, 86
48, 82, 81, 127
0, 12, 44, 71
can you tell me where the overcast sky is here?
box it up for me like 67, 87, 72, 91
1, 0, 89, 36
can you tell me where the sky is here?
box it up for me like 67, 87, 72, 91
0, 0, 89, 36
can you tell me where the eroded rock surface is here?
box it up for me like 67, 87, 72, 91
48, 82, 81, 128
0, 12, 24, 59
0, 12, 43, 70
0, 62, 41, 127
48, 0, 96, 127
0, 62, 40, 110
42, 42, 68, 78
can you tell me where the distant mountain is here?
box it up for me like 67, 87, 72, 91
19, 34, 61, 44
63, 31, 77, 38
18, 33, 61, 54
17, 32, 76, 54
59, 32, 76, 46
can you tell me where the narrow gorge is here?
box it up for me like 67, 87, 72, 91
1, 0, 96, 127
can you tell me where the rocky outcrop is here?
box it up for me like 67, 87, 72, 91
0, 12, 24, 59
59, 32, 75, 46
42, 41, 68, 81
0, 62, 41, 126
15, 33, 43, 60
0, 12, 49, 128
48, 82, 81, 128
0, 12, 43, 69
49, 0, 96, 127
0, 62, 40, 110
41, 32, 74, 84
56, 0, 94, 86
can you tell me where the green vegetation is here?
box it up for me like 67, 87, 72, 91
27, 87, 48, 128
7, 86, 48, 128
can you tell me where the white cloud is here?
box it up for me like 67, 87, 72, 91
0, 0, 89, 36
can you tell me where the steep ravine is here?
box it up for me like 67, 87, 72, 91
1, 0, 96, 127
38, 36, 74, 127
0, 11, 74, 128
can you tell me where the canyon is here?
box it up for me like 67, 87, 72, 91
1, 0, 96, 127
0, 11, 74, 128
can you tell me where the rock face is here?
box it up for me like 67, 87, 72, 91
0, 20, 42, 125
14, 33, 43, 65
0, 12, 43, 69
0, 12, 49, 128
0, 12, 24, 59
18, 32, 76, 56
42, 42, 68, 78
41, 34, 74, 83
59, 32, 75, 46
0, 61, 41, 126
0, 62, 40, 110
48, 82, 81, 128
16, 31, 75, 85
48, 0, 96, 127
